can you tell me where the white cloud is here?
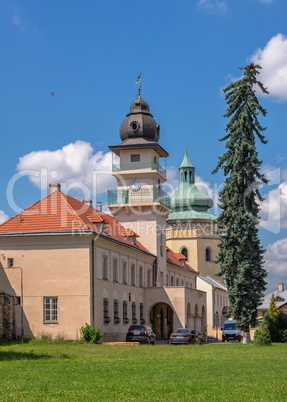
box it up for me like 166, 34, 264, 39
12, 6, 27, 32
0, 211, 8, 224
259, 168, 287, 233
264, 238, 287, 293
251, 34, 287, 101
197, 0, 227, 15
17, 141, 117, 200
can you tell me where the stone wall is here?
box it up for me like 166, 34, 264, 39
0, 293, 15, 339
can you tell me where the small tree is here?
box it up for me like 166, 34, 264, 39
213, 63, 268, 343
80, 323, 102, 344
268, 293, 280, 318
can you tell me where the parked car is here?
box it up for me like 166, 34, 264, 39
222, 320, 241, 342
126, 325, 157, 344
169, 328, 203, 345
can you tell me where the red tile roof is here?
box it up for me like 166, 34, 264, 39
166, 247, 197, 274
0, 190, 149, 253
120, 228, 139, 238
174, 253, 187, 260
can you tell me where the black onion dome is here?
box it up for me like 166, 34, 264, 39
120, 96, 160, 142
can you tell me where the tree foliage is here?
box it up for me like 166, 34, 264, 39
268, 293, 280, 318
80, 323, 102, 344
213, 63, 268, 332
263, 312, 287, 342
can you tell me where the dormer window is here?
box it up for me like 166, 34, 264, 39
131, 154, 140, 162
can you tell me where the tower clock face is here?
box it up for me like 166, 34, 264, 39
129, 179, 141, 192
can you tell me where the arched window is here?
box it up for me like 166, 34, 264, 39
205, 247, 212, 262
181, 247, 188, 260
184, 171, 188, 181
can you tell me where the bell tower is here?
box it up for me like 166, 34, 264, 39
107, 95, 170, 286
166, 149, 220, 279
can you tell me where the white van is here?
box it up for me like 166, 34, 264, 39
222, 320, 241, 342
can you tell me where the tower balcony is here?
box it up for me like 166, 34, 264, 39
112, 162, 166, 178
107, 188, 170, 208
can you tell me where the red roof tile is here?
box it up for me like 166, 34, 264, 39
174, 253, 187, 260
166, 247, 197, 273
120, 228, 139, 237
0, 191, 150, 253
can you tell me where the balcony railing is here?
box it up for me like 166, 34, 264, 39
112, 162, 166, 177
107, 188, 170, 208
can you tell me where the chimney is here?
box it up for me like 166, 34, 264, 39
97, 201, 102, 212
278, 283, 284, 292
83, 199, 93, 207
49, 183, 61, 193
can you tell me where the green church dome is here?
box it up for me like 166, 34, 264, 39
167, 149, 216, 221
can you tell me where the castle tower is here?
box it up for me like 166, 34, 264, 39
107, 95, 170, 286
166, 149, 220, 279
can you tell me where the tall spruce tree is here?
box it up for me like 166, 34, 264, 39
213, 63, 268, 343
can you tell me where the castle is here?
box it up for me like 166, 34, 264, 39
0, 95, 227, 341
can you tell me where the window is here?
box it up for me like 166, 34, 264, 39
131, 264, 135, 286
102, 255, 108, 280
166, 274, 169, 286
113, 258, 118, 282
123, 301, 129, 324
44, 297, 58, 323
131, 154, 140, 162
139, 266, 143, 287
171, 276, 174, 286
7, 258, 14, 267
205, 247, 212, 262
176, 278, 179, 286
132, 302, 137, 324
114, 299, 120, 324
140, 303, 145, 324
103, 298, 110, 324
181, 247, 188, 260
122, 261, 127, 284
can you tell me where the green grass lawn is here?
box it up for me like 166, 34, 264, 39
1, 340, 287, 401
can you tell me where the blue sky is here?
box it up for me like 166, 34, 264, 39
1, 0, 287, 293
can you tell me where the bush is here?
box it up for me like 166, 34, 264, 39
281, 329, 287, 343
253, 327, 272, 346
80, 324, 102, 344
263, 312, 287, 342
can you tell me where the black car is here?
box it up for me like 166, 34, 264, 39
126, 325, 157, 344
169, 328, 203, 345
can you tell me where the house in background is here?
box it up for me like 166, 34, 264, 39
197, 274, 228, 337
257, 283, 287, 318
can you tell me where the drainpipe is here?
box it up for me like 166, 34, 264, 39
91, 237, 96, 326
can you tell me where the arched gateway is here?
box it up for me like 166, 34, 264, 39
149, 302, 174, 340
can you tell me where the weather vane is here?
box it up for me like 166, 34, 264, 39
135, 72, 142, 97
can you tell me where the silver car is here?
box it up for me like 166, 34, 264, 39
169, 328, 203, 345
